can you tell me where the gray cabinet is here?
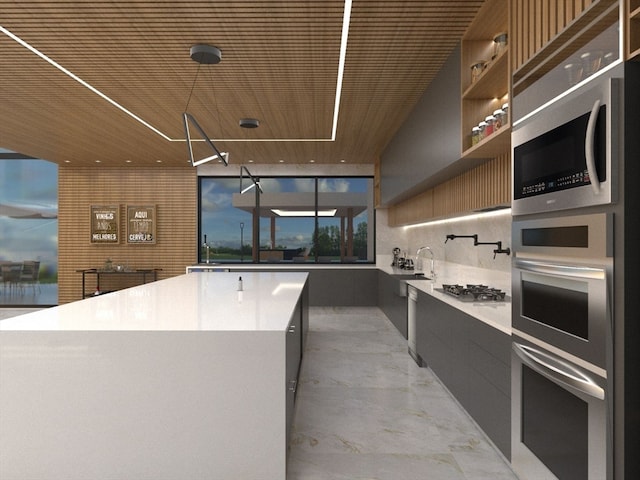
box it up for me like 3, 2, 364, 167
415, 290, 511, 459
377, 271, 408, 338
379, 45, 462, 206
308, 269, 378, 306
286, 298, 303, 445
227, 268, 377, 307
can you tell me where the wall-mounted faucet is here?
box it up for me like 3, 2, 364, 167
445, 234, 511, 259
203, 234, 211, 264
416, 246, 436, 278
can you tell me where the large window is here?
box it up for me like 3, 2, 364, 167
0, 156, 58, 306
199, 176, 374, 264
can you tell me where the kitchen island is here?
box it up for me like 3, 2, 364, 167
0, 271, 309, 480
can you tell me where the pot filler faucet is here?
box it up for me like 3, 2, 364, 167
445, 234, 511, 259
415, 246, 436, 279
203, 234, 211, 264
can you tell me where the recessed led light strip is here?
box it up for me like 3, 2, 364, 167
403, 208, 512, 230
0, 1, 352, 143
0, 25, 172, 141
332, 0, 352, 141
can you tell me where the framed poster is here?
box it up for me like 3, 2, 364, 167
127, 205, 156, 244
91, 205, 120, 243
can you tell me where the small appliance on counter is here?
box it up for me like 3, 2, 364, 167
391, 247, 401, 267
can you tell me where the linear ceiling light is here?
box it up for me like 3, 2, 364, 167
271, 209, 337, 217
331, 0, 352, 141
0, 25, 171, 141
1, 1, 351, 143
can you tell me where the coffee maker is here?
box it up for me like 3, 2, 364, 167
391, 247, 401, 267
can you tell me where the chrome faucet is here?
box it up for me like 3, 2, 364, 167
203, 234, 211, 264
415, 246, 435, 278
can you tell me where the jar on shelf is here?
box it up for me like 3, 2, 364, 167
471, 61, 487, 83
484, 115, 496, 136
493, 108, 505, 129
502, 102, 509, 125
471, 126, 481, 146
493, 32, 508, 59
580, 51, 603, 77
478, 121, 487, 141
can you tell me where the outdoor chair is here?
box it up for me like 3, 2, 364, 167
1, 262, 22, 294
19, 260, 41, 294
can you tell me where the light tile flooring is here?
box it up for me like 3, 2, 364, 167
287, 306, 519, 480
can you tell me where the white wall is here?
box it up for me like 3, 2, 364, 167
376, 208, 512, 273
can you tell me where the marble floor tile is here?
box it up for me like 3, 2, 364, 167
288, 306, 518, 480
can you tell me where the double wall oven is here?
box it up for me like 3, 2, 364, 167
511, 71, 620, 479
511, 213, 613, 480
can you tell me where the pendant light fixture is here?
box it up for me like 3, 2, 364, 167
239, 165, 262, 195
183, 44, 229, 167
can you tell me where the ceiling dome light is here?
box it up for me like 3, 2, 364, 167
239, 118, 260, 129
190, 44, 222, 64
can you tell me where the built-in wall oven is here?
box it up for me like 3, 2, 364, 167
511, 213, 614, 480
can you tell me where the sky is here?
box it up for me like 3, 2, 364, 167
0, 158, 58, 271
0, 159, 370, 269
200, 177, 370, 250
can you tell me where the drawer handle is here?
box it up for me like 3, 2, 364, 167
513, 342, 604, 400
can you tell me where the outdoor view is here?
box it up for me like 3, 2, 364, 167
199, 176, 374, 263
0, 155, 58, 306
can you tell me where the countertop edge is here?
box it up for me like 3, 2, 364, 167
378, 262, 511, 335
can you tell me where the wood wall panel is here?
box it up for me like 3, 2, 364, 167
510, 0, 595, 71
58, 166, 197, 304
388, 153, 511, 227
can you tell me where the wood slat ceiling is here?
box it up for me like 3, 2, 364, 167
0, 1, 483, 167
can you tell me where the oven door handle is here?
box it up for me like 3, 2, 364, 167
514, 259, 605, 280
513, 342, 605, 400
585, 98, 601, 194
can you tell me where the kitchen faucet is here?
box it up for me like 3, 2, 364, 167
203, 234, 211, 264
415, 246, 436, 279
445, 234, 511, 258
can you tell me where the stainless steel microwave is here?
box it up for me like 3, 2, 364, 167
512, 78, 620, 216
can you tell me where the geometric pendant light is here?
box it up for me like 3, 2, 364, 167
183, 44, 228, 167
182, 112, 229, 167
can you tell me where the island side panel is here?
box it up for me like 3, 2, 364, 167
0, 330, 285, 480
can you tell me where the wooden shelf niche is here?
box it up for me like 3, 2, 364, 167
461, 0, 511, 158
628, 0, 640, 59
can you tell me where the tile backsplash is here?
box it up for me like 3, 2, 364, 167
376, 208, 512, 273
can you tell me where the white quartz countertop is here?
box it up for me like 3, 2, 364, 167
378, 261, 511, 335
0, 271, 308, 332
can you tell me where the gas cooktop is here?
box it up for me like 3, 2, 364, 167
441, 284, 507, 302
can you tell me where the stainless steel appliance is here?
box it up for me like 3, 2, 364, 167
441, 284, 506, 302
512, 77, 620, 216
391, 247, 401, 267
512, 58, 640, 479
511, 212, 613, 480
407, 285, 421, 366
512, 213, 613, 369
511, 336, 608, 480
